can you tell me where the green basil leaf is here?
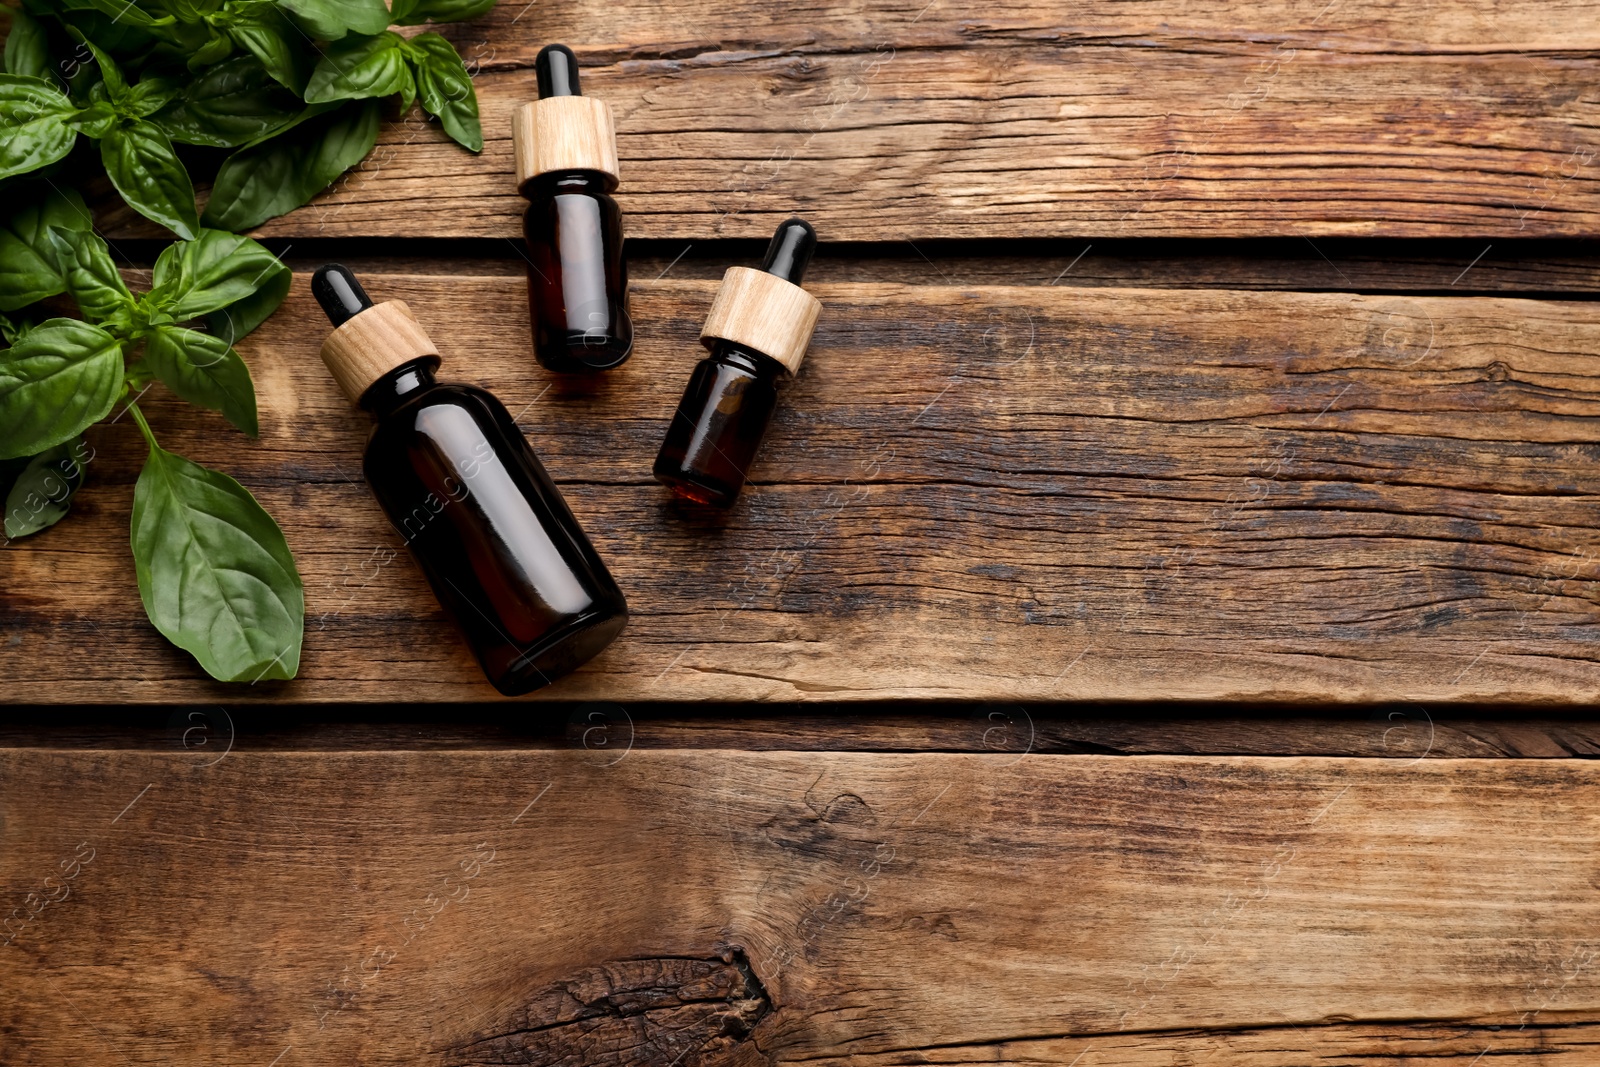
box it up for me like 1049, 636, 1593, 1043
277, 0, 389, 39
5, 8, 53, 81
188, 27, 234, 70
46, 225, 134, 322
155, 54, 301, 147
0, 185, 92, 311
100, 121, 199, 239
304, 32, 408, 104
131, 444, 304, 682
392, 0, 496, 24
142, 323, 258, 435
202, 99, 379, 232
226, 6, 310, 93
0, 317, 122, 460
66, 98, 117, 137
152, 229, 288, 321
4, 436, 89, 540
62, 0, 171, 29
153, 0, 218, 20
68, 29, 126, 98
406, 32, 480, 151
0, 75, 80, 180
203, 262, 289, 342
123, 74, 182, 117
397, 62, 416, 112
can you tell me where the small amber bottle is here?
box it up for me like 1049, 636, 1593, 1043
312, 264, 628, 695
513, 44, 631, 372
654, 218, 821, 506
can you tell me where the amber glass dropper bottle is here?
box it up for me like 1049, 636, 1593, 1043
513, 44, 632, 372
653, 218, 822, 506
312, 264, 628, 695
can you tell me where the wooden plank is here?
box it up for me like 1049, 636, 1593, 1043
438, 0, 1600, 62
3, 749, 1600, 1065
89, 1, 1600, 240
6, 274, 1600, 703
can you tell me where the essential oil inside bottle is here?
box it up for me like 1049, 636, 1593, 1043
313, 264, 628, 694
654, 218, 821, 506
514, 44, 632, 372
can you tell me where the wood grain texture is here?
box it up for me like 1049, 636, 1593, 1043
2, 749, 1600, 1065
89, 0, 1600, 241
4, 272, 1600, 703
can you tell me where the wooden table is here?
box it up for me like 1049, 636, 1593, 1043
5, 0, 1600, 1062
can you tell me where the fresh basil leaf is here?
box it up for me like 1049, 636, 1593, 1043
405, 32, 480, 151
131, 443, 303, 682
0, 185, 92, 311
61, 0, 171, 29
202, 99, 379, 231
277, 0, 389, 40
203, 262, 289, 342
304, 32, 409, 103
68, 29, 126, 98
4, 436, 89, 540
392, 0, 496, 24
0, 75, 80, 180
0, 317, 122, 460
123, 74, 181, 117
153, 0, 220, 20
54, 5, 165, 59
400, 61, 419, 111
5, 8, 53, 81
46, 225, 133, 322
226, 6, 310, 93
100, 121, 199, 239
66, 98, 117, 137
154, 54, 301, 147
143, 323, 257, 435
152, 228, 287, 320
189, 27, 234, 69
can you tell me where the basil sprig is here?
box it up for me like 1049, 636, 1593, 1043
0, 185, 303, 683
1, 0, 489, 235
303, 29, 481, 151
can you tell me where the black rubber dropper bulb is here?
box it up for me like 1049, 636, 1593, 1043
312, 263, 373, 327
536, 44, 581, 98
760, 217, 817, 285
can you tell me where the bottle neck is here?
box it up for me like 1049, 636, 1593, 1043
710, 340, 790, 378
360, 357, 441, 418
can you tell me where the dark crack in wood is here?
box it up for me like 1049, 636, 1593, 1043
445, 951, 773, 1067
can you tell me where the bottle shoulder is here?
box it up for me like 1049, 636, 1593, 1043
366, 381, 509, 440
708, 341, 791, 379
519, 170, 619, 199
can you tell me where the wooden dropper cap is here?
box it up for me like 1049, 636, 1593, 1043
700, 218, 822, 375
314, 265, 439, 404
513, 44, 618, 191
